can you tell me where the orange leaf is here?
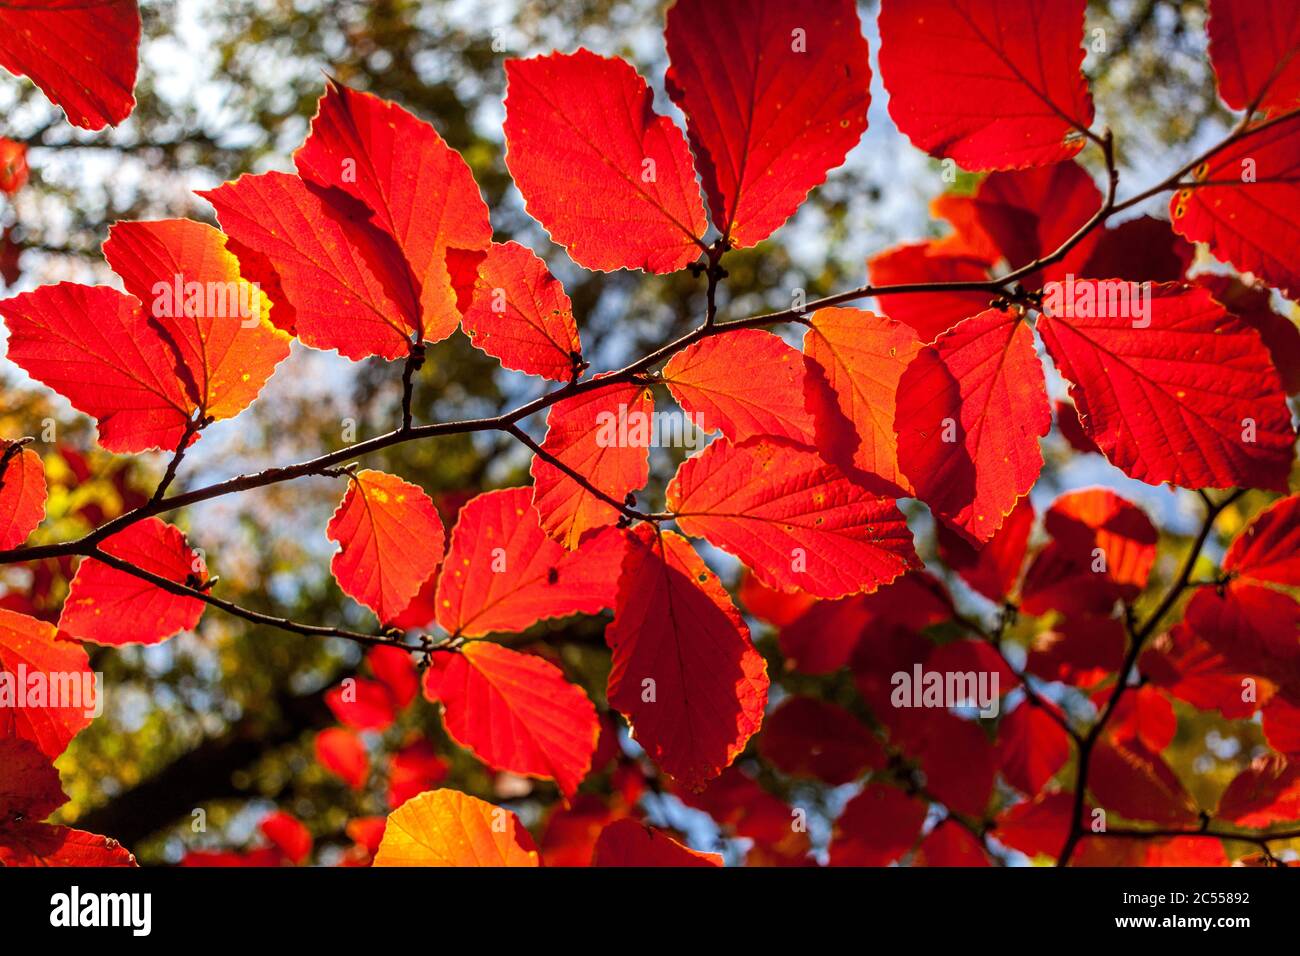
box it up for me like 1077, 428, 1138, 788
374, 789, 540, 867
327, 470, 446, 625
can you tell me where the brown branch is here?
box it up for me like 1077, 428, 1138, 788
82, 545, 430, 652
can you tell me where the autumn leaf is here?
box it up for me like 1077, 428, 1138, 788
295, 81, 492, 341
828, 784, 927, 866
59, 517, 206, 646
0, 0, 140, 129
374, 789, 540, 867
0, 441, 46, 550
1038, 281, 1296, 491
606, 525, 769, 789
327, 470, 446, 625
895, 308, 1050, 543
315, 728, 369, 790
996, 704, 1071, 796
661, 329, 817, 446
877, 0, 1094, 170
1207, 0, 1300, 114
592, 818, 721, 867
201, 171, 421, 361
759, 696, 884, 785
504, 50, 707, 273
0, 284, 197, 454
423, 641, 600, 800
0, 608, 93, 758
802, 306, 922, 496
668, 437, 919, 599
461, 241, 582, 382
1170, 113, 1300, 300
433, 487, 623, 637
530, 380, 653, 549
664, 0, 871, 247
103, 219, 292, 423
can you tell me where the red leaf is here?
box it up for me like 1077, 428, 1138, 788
664, 0, 871, 246
1020, 488, 1158, 617
994, 791, 1075, 859
1170, 113, 1300, 300
668, 437, 919, 599
1217, 754, 1300, 826
201, 171, 421, 361
386, 739, 448, 810
316, 728, 369, 790
593, 818, 721, 867
828, 784, 926, 866
0, 824, 136, 867
1055, 399, 1102, 454
327, 470, 446, 625
915, 821, 990, 867
0, 442, 46, 549
503, 50, 706, 273
1090, 739, 1199, 826
102, 219, 292, 422
912, 711, 998, 816
0, 608, 92, 758
530, 381, 653, 549
778, 596, 874, 675
674, 766, 811, 866
1225, 494, 1300, 587
936, 494, 1034, 601
260, 811, 312, 865
368, 645, 418, 710
1026, 615, 1126, 690
1198, 274, 1300, 394
1039, 281, 1295, 491
877, 0, 1094, 170
0, 284, 195, 453
895, 308, 1050, 543
802, 307, 923, 496
434, 487, 623, 637
1185, 585, 1300, 702
60, 517, 206, 646
0, 0, 139, 129
1080, 216, 1194, 283
326, 678, 399, 731
461, 242, 581, 382
605, 526, 769, 789
996, 704, 1071, 796
759, 697, 884, 785
971, 162, 1102, 285
0, 138, 28, 194
1107, 685, 1177, 753
1207, 0, 1300, 114
867, 242, 994, 344
1141, 621, 1260, 719
1263, 696, 1300, 754
737, 569, 817, 628
0, 737, 65, 822
781, 571, 953, 674
662, 330, 817, 446
374, 789, 539, 867
541, 795, 620, 867
295, 82, 492, 342
423, 641, 599, 800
